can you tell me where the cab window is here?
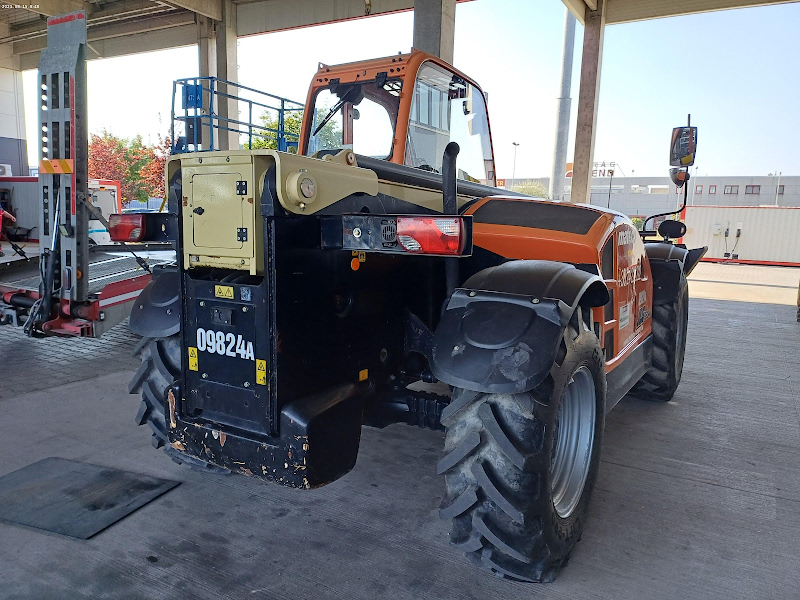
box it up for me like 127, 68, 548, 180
405, 62, 495, 185
306, 79, 402, 159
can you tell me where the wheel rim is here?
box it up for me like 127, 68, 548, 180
551, 366, 597, 519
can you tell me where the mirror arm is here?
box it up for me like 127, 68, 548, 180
642, 178, 689, 232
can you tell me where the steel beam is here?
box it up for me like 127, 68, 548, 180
20, 23, 196, 69
569, 0, 605, 205
25, 0, 87, 17
237, 0, 438, 37
160, 0, 222, 21
13, 11, 193, 55
0, 23, 20, 70
604, 0, 800, 24
6, 1, 175, 42
561, 0, 589, 23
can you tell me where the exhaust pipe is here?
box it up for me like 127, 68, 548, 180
442, 142, 460, 299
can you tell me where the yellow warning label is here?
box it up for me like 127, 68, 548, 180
39, 158, 74, 174
256, 359, 267, 385
358, 369, 369, 382
188, 347, 199, 371
214, 285, 234, 299
351, 250, 366, 262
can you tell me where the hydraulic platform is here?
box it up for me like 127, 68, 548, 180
0, 248, 173, 337
0, 11, 175, 339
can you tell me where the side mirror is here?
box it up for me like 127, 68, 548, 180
657, 219, 687, 240
669, 126, 697, 167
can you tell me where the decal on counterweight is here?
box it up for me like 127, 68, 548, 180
196, 328, 254, 360
214, 285, 234, 299
256, 359, 267, 385
188, 347, 199, 371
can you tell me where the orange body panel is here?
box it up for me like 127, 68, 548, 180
466, 197, 653, 371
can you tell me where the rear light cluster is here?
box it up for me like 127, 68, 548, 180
396, 217, 465, 255
321, 214, 473, 257
108, 214, 146, 242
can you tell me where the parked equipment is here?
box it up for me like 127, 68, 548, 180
0, 12, 173, 337
119, 52, 706, 582
87, 179, 123, 246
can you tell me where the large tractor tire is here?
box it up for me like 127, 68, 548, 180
437, 317, 606, 583
129, 334, 228, 473
631, 274, 689, 402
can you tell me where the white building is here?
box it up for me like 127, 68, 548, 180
504, 175, 799, 217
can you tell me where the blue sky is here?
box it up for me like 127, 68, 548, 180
22, 0, 800, 178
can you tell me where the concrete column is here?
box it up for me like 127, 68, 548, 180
569, 0, 606, 204
197, 16, 216, 150
198, 16, 216, 79
0, 24, 28, 176
413, 0, 456, 64
550, 9, 576, 202
215, 0, 238, 150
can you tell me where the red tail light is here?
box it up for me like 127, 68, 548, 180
108, 213, 146, 242
396, 217, 465, 255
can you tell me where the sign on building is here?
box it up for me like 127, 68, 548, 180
593, 162, 616, 177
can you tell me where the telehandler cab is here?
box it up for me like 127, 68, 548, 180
119, 51, 707, 582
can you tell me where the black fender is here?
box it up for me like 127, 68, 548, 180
645, 242, 707, 305
430, 260, 609, 394
129, 267, 181, 338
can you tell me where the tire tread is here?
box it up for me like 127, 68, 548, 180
129, 334, 227, 473
438, 323, 605, 583
631, 276, 688, 402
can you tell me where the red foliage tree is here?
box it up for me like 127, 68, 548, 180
139, 132, 172, 200
88, 130, 170, 205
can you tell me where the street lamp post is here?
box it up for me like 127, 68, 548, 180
512, 142, 519, 189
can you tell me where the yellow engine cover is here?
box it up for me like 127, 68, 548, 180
179, 153, 265, 275
170, 148, 379, 274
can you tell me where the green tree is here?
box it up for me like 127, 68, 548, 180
247, 108, 343, 153
630, 216, 645, 230
512, 180, 550, 199
248, 110, 303, 152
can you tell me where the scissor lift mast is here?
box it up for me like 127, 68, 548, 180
38, 13, 90, 324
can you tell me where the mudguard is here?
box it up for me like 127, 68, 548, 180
129, 267, 181, 338
430, 261, 609, 394
645, 242, 707, 305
